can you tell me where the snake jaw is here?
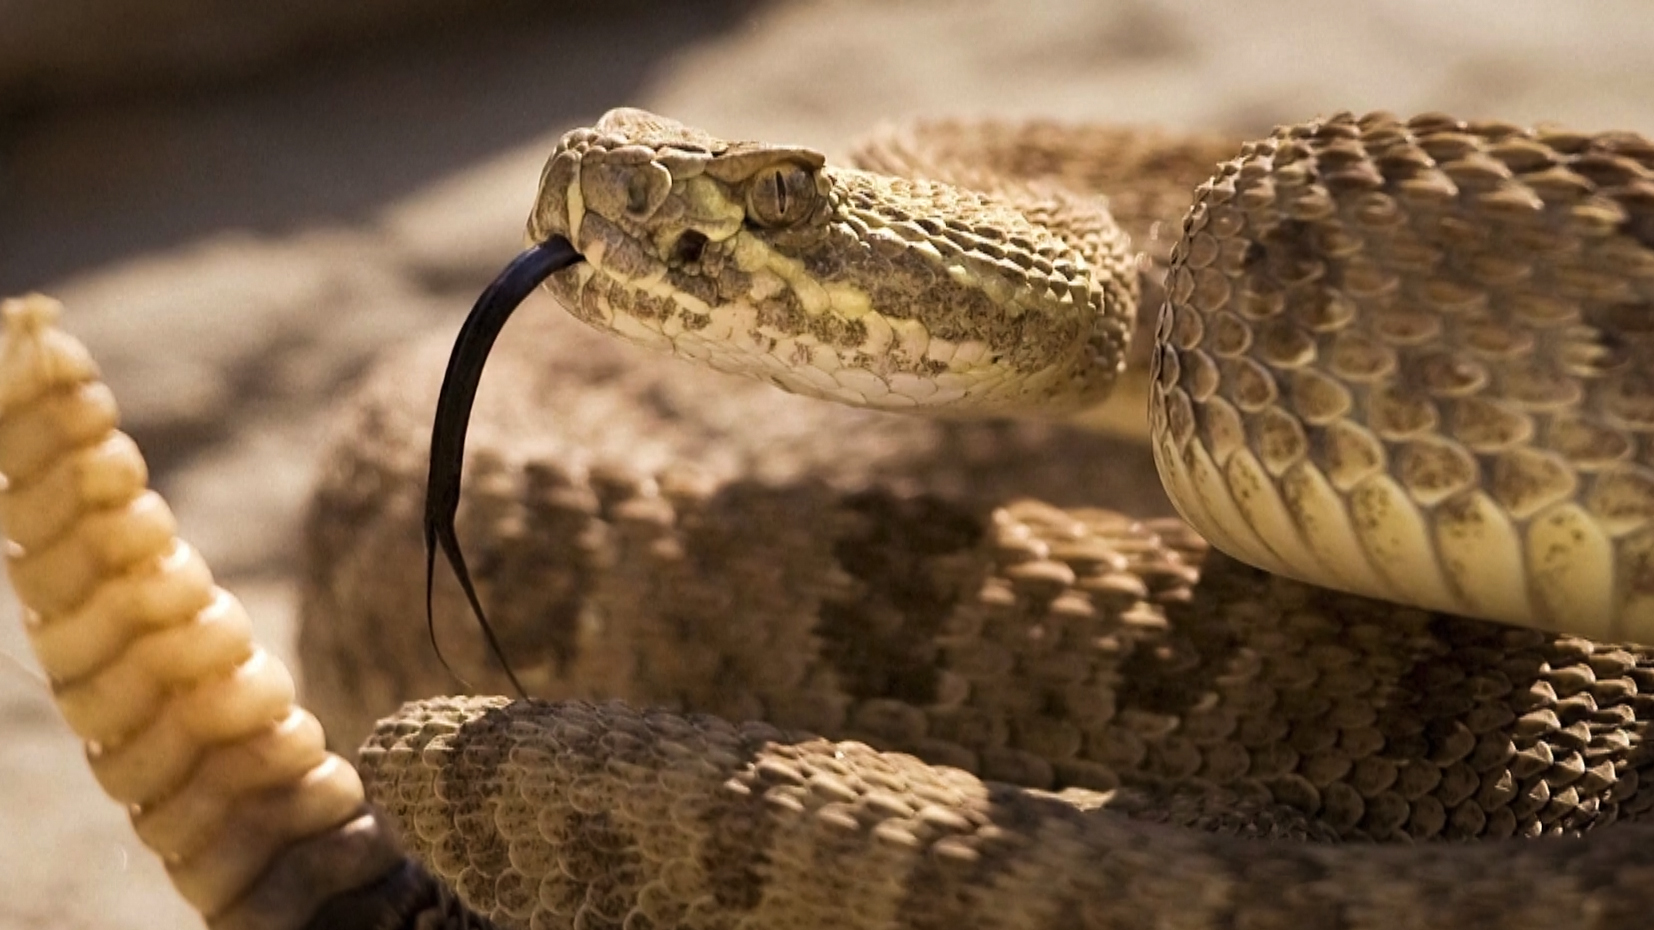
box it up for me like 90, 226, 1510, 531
525, 108, 1135, 417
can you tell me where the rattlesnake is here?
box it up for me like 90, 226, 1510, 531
6, 107, 1654, 930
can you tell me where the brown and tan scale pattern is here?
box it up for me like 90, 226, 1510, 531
1152, 112, 1654, 641
851, 117, 1243, 268
310, 320, 1654, 926
523, 109, 1654, 642
299, 306, 1174, 755
19, 110, 1654, 930
360, 695, 1654, 930
851, 118, 1246, 435
320, 392, 1654, 852
529, 109, 1139, 416
293, 111, 1654, 930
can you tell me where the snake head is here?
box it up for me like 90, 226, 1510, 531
427, 108, 1140, 689
527, 107, 1135, 415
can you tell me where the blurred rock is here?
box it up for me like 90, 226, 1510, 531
0, 0, 556, 112
46, 230, 412, 456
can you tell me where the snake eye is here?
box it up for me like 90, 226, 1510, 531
747, 162, 819, 229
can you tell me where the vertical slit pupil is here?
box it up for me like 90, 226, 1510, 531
773, 171, 789, 217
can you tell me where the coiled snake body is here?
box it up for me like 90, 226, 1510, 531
327, 109, 1654, 927
7, 107, 1654, 930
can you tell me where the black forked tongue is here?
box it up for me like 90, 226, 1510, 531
424, 237, 583, 697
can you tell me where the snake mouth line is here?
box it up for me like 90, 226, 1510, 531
424, 236, 585, 696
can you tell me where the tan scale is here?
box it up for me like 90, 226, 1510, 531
522, 109, 1654, 642
532, 109, 1140, 419
1147, 113, 1654, 641
290, 108, 1654, 930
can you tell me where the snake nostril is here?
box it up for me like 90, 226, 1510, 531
671, 231, 709, 265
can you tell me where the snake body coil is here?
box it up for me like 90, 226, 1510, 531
515, 109, 1654, 641
8, 106, 1654, 930
326, 110, 1654, 928
1152, 115, 1654, 638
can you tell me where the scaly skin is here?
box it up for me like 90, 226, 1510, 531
361, 695, 1654, 930
521, 109, 1654, 640
10, 110, 1654, 930
309, 112, 1654, 929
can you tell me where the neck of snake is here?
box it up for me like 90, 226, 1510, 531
1064, 268, 1160, 441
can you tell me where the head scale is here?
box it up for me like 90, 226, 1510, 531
423, 108, 1137, 688
529, 108, 1132, 414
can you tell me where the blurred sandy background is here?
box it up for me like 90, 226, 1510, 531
2, 1, 1652, 926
